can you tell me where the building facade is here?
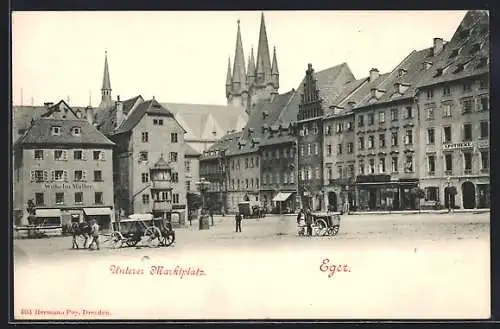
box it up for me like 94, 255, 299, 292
13, 101, 115, 231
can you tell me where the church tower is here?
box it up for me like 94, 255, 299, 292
99, 51, 113, 109
226, 20, 248, 109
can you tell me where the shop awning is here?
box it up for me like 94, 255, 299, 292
273, 192, 293, 202
35, 209, 62, 217
83, 207, 112, 216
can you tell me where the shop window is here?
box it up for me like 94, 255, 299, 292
425, 187, 439, 201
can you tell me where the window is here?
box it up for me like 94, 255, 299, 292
478, 95, 489, 111
327, 144, 332, 156
348, 165, 354, 178
379, 112, 385, 123
358, 161, 365, 175
173, 193, 179, 204
443, 126, 452, 143
35, 193, 44, 206
358, 137, 365, 150
74, 170, 84, 182
73, 150, 83, 160
379, 158, 386, 173
250, 158, 254, 168
426, 89, 433, 99
442, 103, 452, 117
51, 126, 62, 136
245, 158, 249, 168
368, 113, 375, 125
31, 170, 45, 183
480, 121, 489, 139
303, 126, 309, 136
171, 133, 178, 143
481, 151, 489, 170
428, 155, 436, 175
34, 150, 44, 160
463, 152, 472, 174
142, 194, 150, 204
391, 108, 398, 121
405, 155, 413, 172
337, 144, 342, 155
346, 121, 353, 131
142, 132, 149, 143
315, 167, 321, 179
171, 172, 179, 182
427, 128, 435, 144
324, 125, 332, 135
405, 130, 413, 145
71, 127, 81, 136
358, 115, 364, 127
391, 157, 398, 173
445, 153, 453, 174
327, 166, 333, 180
275, 150, 280, 159
425, 187, 439, 202
463, 82, 472, 92
55, 192, 64, 205
368, 136, 375, 149
348, 143, 354, 154
141, 173, 149, 183
462, 98, 473, 113
404, 106, 413, 119
93, 151, 104, 160
95, 192, 103, 204
94, 170, 102, 182
426, 107, 435, 120
307, 144, 311, 156
336, 123, 343, 133
170, 152, 178, 162
53, 170, 65, 181
391, 132, 398, 147
185, 160, 191, 172
463, 123, 472, 141
139, 151, 149, 162
379, 134, 385, 148
479, 79, 489, 90
443, 86, 451, 96
74, 192, 83, 204
54, 150, 67, 161
337, 166, 343, 179
153, 119, 164, 125
368, 159, 375, 174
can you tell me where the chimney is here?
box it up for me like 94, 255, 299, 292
85, 106, 94, 124
347, 101, 357, 110
116, 95, 124, 129
369, 68, 379, 81
370, 88, 377, 98
44, 102, 54, 108
433, 38, 444, 56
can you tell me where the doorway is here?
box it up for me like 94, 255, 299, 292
368, 189, 376, 210
462, 181, 476, 209
444, 186, 456, 209
328, 192, 337, 211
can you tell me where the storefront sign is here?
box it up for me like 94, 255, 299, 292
356, 174, 391, 183
44, 183, 93, 189
443, 141, 473, 150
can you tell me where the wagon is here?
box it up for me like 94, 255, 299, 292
238, 201, 265, 219
104, 214, 175, 248
297, 211, 341, 237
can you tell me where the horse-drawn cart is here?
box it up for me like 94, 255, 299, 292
104, 214, 175, 248
297, 211, 341, 237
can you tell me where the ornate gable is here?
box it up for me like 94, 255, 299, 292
298, 64, 323, 121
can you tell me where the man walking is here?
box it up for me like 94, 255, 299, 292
305, 208, 313, 237
235, 212, 242, 233
88, 218, 100, 250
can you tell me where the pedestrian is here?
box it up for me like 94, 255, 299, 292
235, 211, 242, 233
343, 198, 350, 215
88, 219, 100, 250
305, 208, 313, 237
296, 208, 303, 225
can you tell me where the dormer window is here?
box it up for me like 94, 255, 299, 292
51, 126, 62, 136
398, 68, 407, 78
449, 48, 461, 58
71, 126, 81, 136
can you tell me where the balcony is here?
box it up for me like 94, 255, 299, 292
151, 180, 174, 190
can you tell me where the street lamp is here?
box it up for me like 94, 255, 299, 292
195, 178, 211, 227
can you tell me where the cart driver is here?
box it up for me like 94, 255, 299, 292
88, 218, 100, 250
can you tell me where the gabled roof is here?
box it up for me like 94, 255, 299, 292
314, 63, 356, 107
40, 100, 81, 120
161, 103, 248, 140
96, 95, 144, 135
15, 118, 114, 147
184, 143, 201, 157
113, 99, 179, 135
416, 10, 489, 88
200, 131, 243, 160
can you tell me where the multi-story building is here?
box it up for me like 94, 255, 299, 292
297, 63, 355, 211
416, 10, 489, 209
184, 144, 201, 195
13, 100, 115, 231
98, 97, 188, 225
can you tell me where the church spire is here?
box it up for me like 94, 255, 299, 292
247, 47, 256, 87
271, 46, 279, 89
100, 50, 112, 108
255, 12, 272, 86
226, 56, 232, 97
231, 19, 247, 95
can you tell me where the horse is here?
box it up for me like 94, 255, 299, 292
71, 221, 92, 249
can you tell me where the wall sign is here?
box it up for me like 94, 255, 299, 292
44, 183, 93, 189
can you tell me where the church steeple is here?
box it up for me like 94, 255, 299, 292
231, 19, 247, 95
271, 46, 279, 89
247, 47, 256, 88
99, 50, 113, 108
226, 56, 232, 98
255, 12, 272, 87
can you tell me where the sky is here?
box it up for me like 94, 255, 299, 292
12, 10, 468, 107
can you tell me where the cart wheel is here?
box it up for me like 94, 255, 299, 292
144, 226, 162, 247
105, 231, 123, 248
125, 238, 139, 247
162, 231, 175, 247
330, 225, 340, 236
315, 219, 328, 236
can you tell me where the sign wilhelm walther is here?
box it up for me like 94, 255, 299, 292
44, 183, 93, 189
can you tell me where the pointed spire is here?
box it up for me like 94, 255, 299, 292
231, 19, 247, 94
247, 46, 256, 78
226, 56, 232, 97
271, 46, 279, 89
255, 12, 272, 85
102, 50, 111, 91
